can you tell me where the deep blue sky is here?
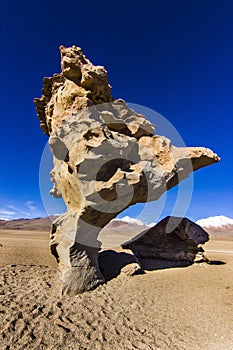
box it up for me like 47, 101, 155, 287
0, 0, 232, 222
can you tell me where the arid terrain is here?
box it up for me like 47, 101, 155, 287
0, 218, 233, 350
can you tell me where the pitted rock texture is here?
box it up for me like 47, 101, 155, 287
122, 216, 209, 262
34, 45, 219, 295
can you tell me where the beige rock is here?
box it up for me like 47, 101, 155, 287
120, 263, 143, 276
34, 46, 219, 294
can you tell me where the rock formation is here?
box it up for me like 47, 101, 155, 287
122, 216, 209, 263
34, 45, 219, 295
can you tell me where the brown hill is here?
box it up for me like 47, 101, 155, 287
0, 217, 145, 232
0, 217, 55, 231
1, 216, 233, 241
205, 226, 233, 241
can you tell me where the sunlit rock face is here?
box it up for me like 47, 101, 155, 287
122, 216, 209, 263
34, 46, 219, 295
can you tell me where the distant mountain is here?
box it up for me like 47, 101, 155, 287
107, 215, 233, 240
196, 215, 233, 240
105, 220, 130, 229
106, 216, 145, 229
196, 215, 233, 228
0, 217, 56, 231
106, 216, 156, 229
114, 216, 145, 226
1, 215, 232, 241
0, 215, 147, 232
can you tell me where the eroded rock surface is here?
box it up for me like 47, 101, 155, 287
34, 45, 219, 295
122, 216, 209, 263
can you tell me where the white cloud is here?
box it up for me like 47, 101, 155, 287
7, 205, 17, 209
0, 209, 16, 216
0, 201, 45, 220
0, 209, 16, 221
6, 205, 30, 216
25, 201, 36, 211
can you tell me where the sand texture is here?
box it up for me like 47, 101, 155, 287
0, 228, 233, 349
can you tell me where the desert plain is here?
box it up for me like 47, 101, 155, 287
0, 219, 233, 350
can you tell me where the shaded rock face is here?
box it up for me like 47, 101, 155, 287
122, 216, 209, 262
34, 46, 219, 295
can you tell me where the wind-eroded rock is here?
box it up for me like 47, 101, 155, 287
122, 216, 209, 263
34, 45, 219, 295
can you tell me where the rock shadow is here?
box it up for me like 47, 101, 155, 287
98, 251, 227, 283
98, 250, 192, 282
138, 258, 192, 271
98, 250, 140, 281
207, 260, 226, 265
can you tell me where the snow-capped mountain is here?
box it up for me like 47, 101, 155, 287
112, 215, 233, 229
147, 222, 157, 228
196, 215, 233, 228
112, 216, 145, 226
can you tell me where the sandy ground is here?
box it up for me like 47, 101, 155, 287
0, 229, 233, 350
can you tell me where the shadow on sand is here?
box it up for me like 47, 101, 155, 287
99, 250, 226, 282
206, 260, 226, 265
98, 250, 198, 282
99, 250, 140, 281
